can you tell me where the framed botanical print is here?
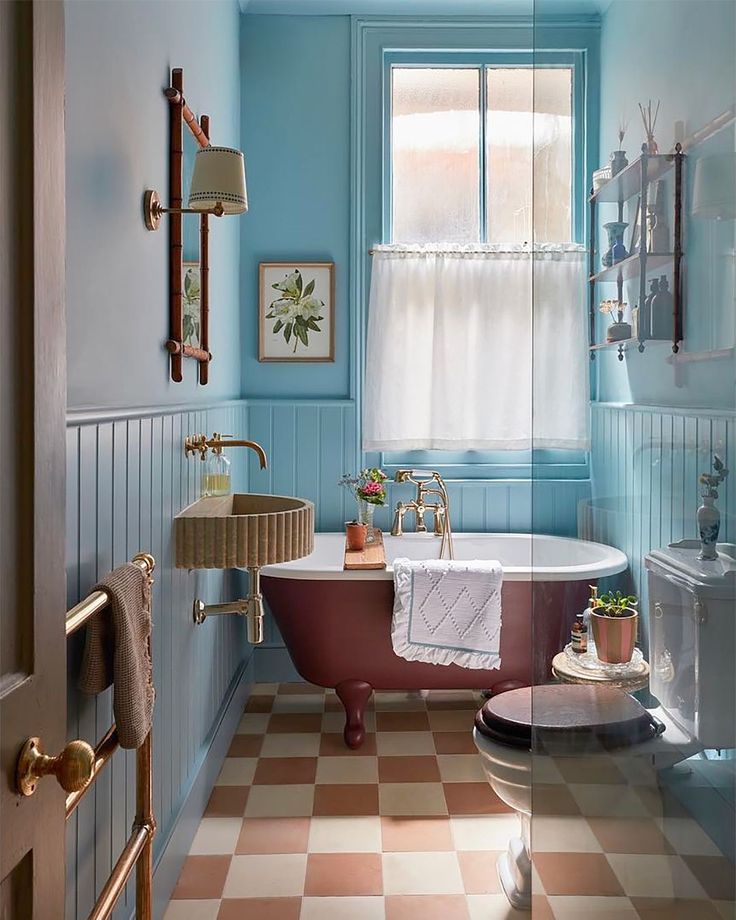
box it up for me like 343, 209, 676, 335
259, 261, 335, 362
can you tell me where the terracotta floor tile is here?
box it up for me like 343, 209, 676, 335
554, 756, 627, 785
235, 817, 310, 854
631, 898, 724, 919
534, 852, 625, 897
204, 786, 250, 818
304, 853, 383, 896
218, 899, 301, 920
530, 894, 556, 920
245, 694, 275, 713
313, 784, 380, 816
385, 894, 470, 919
532, 784, 582, 816
376, 711, 431, 732
278, 682, 324, 695
253, 757, 318, 785
587, 817, 675, 855
433, 732, 478, 754
444, 783, 512, 816
268, 713, 323, 734
319, 733, 377, 756
428, 710, 475, 732
378, 756, 441, 783
228, 734, 263, 758
272, 695, 326, 714
682, 855, 736, 900
457, 851, 503, 894
381, 816, 454, 851
172, 855, 231, 899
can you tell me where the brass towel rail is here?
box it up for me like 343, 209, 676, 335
66, 552, 156, 920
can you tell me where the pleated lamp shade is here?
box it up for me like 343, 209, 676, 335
692, 153, 736, 220
188, 146, 248, 215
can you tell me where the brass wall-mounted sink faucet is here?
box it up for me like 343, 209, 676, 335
184, 433, 268, 469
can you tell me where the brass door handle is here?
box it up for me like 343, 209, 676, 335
16, 736, 95, 797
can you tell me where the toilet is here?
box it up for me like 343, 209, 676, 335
473, 540, 736, 910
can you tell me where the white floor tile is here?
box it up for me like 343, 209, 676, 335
308, 816, 382, 853
223, 853, 307, 898
658, 816, 724, 856
300, 897, 385, 919
568, 784, 651, 818
382, 851, 464, 895
236, 713, 271, 734
189, 818, 242, 855
450, 814, 520, 851
163, 902, 220, 920
437, 754, 486, 783
379, 783, 448, 816
253, 683, 279, 694
316, 756, 379, 785
607, 853, 709, 899
376, 732, 435, 756
260, 733, 322, 758
245, 784, 315, 818
531, 816, 603, 853
374, 692, 427, 711
216, 758, 257, 786
548, 896, 638, 919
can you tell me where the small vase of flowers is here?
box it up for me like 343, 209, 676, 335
339, 468, 388, 543
601, 299, 632, 342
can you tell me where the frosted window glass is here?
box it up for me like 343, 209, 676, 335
486, 68, 572, 243
391, 68, 481, 243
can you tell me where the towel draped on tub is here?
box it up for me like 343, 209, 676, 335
78, 563, 155, 749
391, 558, 503, 670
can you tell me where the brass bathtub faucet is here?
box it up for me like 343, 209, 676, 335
391, 469, 454, 560
184, 433, 268, 469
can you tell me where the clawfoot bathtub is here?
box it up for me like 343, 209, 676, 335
261, 533, 627, 748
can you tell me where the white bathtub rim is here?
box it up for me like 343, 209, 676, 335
258, 532, 628, 582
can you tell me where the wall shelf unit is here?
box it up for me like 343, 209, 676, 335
588, 145, 685, 361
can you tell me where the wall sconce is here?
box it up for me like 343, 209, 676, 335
143, 145, 248, 231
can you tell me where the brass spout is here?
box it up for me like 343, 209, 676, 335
184, 433, 269, 469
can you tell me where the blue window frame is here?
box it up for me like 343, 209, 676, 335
382, 49, 587, 246
376, 48, 588, 479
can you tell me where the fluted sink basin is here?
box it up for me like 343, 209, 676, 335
175, 493, 314, 569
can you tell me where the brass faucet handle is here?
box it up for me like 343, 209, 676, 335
17, 736, 96, 797
185, 433, 208, 459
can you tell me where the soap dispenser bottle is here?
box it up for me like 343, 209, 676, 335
201, 435, 232, 497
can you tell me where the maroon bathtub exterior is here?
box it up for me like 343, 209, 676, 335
262, 574, 590, 747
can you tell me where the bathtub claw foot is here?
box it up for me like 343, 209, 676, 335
336, 680, 373, 750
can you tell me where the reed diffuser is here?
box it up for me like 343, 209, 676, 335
638, 99, 660, 155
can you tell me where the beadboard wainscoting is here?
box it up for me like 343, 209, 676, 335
586, 402, 736, 645
65, 401, 252, 920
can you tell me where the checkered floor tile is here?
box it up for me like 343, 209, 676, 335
166, 683, 735, 919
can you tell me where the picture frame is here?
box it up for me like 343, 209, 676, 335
259, 261, 335, 363
182, 261, 201, 349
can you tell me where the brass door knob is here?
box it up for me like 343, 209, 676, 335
16, 736, 95, 797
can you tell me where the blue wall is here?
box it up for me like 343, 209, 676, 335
64, 2, 251, 917
66, 0, 243, 410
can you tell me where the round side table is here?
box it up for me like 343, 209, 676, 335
552, 651, 650, 693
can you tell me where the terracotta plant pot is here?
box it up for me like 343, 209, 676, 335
345, 521, 368, 551
591, 608, 638, 664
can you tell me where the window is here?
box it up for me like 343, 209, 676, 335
390, 64, 573, 245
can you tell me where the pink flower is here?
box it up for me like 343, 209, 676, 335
361, 481, 383, 496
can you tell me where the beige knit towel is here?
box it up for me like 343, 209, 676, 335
78, 563, 155, 750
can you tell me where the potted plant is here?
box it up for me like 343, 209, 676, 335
339, 468, 388, 544
601, 299, 632, 342
590, 590, 638, 664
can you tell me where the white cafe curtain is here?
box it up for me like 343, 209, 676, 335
362, 244, 589, 451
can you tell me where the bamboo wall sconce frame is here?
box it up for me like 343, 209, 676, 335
143, 68, 248, 384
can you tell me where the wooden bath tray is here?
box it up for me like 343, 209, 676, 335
344, 529, 386, 570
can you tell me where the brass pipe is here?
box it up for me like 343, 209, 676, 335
88, 824, 151, 920
66, 553, 155, 638
65, 725, 119, 818
193, 567, 265, 644
136, 733, 155, 920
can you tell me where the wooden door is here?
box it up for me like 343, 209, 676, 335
0, 1, 67, 916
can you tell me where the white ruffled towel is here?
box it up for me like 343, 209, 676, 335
391, 558, 503, 670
